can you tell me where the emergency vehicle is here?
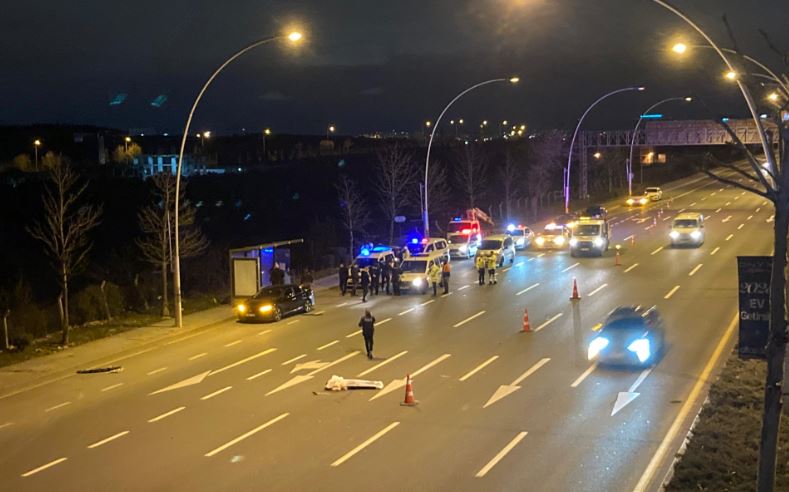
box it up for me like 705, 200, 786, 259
569, 217, 610, 256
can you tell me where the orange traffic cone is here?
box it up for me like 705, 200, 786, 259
401, 374, 417, 406
522, 308, 531, 332
570, 278, 581, 300
615, 250, 622, 266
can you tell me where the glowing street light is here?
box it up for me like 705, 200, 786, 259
287, 31, 303, 43
593, 152, 602, 159
768, 92, 780, 102
263, 128, 272, 135
33, 139, 42, 170
671, 42, 688, 54
724, 70, 738, 81
425, 120, 432, 127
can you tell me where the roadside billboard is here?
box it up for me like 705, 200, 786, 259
737, 256, 771, 359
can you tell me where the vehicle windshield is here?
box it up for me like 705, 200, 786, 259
447, 222, 474, 233
400, 260, 428, 273
574, 224, 600, 236
646, 188, 660, 193
253, 286, 284, 299
447, 233, 470, 244
355, 258, 377, 268
509, 229, 525, 237
542, 226, 563, 235
673, 219, 699, 228
603, 317, 645, 331
406, 243, 424, 254
480, 239, 502, 250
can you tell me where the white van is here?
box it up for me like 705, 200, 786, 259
398, 252, 445, 294
405, 237, 450, 263
670, 212, 705, 247
476, 234, 516, 267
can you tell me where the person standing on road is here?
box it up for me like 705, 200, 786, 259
441, 259, 451, 294
391, 263, 401, 296
300, 268, 314, 289
428, 261, 441, 296
350, 263, 359, 296
381, 260, 391, 294
338, 262, 349, 295
360, 268, 371, 302
486, 253, 498, 285
270, 263, 285, 286
475, 254, 486, 286
370, 262, 380, 296
359, 310, 376, 359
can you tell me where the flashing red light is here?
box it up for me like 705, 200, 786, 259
421, 238, 428, 244
461, 228, 471, 234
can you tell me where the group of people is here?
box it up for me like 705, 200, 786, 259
474, 252, 500, 285
338, 259, 401, 301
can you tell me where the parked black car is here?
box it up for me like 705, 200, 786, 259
235, 284, 314, 322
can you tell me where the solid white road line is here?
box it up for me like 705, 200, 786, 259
453, 310, 486, 328
475, 432, 528, 478
633, 314, 739, 492
571, 364, 597, 388
205, 413, 290, 457
101, 383, 124, 392
331, 422, 400, 467
210, 348, 277, 376
726, 234, 734, 241
459, 356, 500, 382
689, 264, 703, 277
534, 313, 563, 332
588, 283, 608, 297
224, 340, 242, 348
44, 401, 72, 412
650, 246, 663, 255
664, 285, 681, 299
516, 283, 540, 296
710, 247, 720, 256
257, 329, 273, 335
345, 329, 362, 338
398, 308, 415, 316
21, 457, 68, 477
201, 386, 232, 401
147, 367, 168, 376
246, 369, 272, 381
420, 299, 435, 307
624, 263, 639, 273
317, 340, 339, 351
357, 351, 408, 377
561, 262, 580, 273
148, 406, 186, 423
281, 354, 307, 366
87, 430, 129, 449
188, 353, 207, 361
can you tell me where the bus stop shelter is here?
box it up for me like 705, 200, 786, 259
229, 239, 304, 302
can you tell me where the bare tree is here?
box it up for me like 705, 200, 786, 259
136, 173, 208, 317
113, 143, 142, 164
335, 175, 370, 258
527, 130, 566, 212
455, 144, 488, 209
12, 154, 33, 172
374, 144, 418, 244
499, 150, 523, 221
425, 159, 450, 233
27, 163, 102, 345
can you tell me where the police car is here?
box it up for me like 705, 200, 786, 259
506, 224, 535, 250
347, 246, 396, 288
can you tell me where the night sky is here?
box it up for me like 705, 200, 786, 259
1, 0, 787, 135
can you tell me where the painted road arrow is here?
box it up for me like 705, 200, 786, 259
149, 370, 210, 396
611, 367, 652, 416
483, 358, 550, 408
266, 352, 359, 396
290, 360, 329, 374
369, 354, 451, 402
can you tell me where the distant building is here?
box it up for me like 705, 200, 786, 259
132, 154, 221, 177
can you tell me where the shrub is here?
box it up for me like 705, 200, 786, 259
71, 282, 126, 325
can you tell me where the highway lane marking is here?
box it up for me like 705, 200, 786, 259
747, 215, 753, 221
700, 196, 707, 201
633, 314, 738, 492
441, 292, 454, 297
44, 401, 72, 412
317, 340, 339, 351
678, 208, 686, 213
721, 215, 732, 223
21, 457, 68, 477
725, 201, 731, 206
377, 317, 392, 326
571, 364, 597, 388
246, 369, 272, 381
662, 215, 672, 222
369, 354, 452, 401
710, 247, 720, 256
224, 340, 242, 348
345, 329, 362, 338
420, 299, 435, 307
588, 283, 608, 297
209, 348, 277, 375
0, 422, 13, 430
715, 207, 722, 213
286, 320, 300, 325
453, 310, 486, 327
204, 413, 290, 457
411, 354, 453, 377
101, 383, 124, 392
312, 310, 326, 315
650, 246, 663, 255
624, 263, 639, 273
336, 301, 350, 307
87, 430, 130, 449
767, 214, 775, 223
629, 368, 652, 393
756, 207, 761, 213
516, 283, 540, 296
737, 224, 744, 230
561, 262, 580, 273
398, 308, 415, 316
147, 367, 168, 376
689, 264, 703, 277
664, 285, 681, 299
281, 354, 307, 366
534, 313, 563, 332
726, 234, 734, 241
459, 356, 500, 382
459, 285, 470, 291
475, 431, 528, 478
257, 329, 273, 335
148, 406, 186, 423
201, 386, 233, 401
624, 234, 634, 241
267, 352, 360, 396
188, 353, 207, 361
689, 202, 696, 207
734, 196, 740, 200
719, 188, 724, 192
357, 351, 408, 377
331, 422, 400, 467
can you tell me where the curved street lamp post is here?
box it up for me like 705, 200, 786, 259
422, 77, 519, 236
172, 32, 302, 328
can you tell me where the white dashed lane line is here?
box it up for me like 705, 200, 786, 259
624, 263, 639, 273
535, 313, 563, 332
454, 310, 486, 328
561, 262, 579, 273
689, 264, 703, 277
516, 283, 540, 296
201, 386, 233, 401
331, 422, 400, 467
44, 401, 72, 413
650, 246, 663, 255
147, 367, 168, 376
224, 340, 242, 348
710, 247, 720, 256
21, 457, 68, 478
588, 284, 608, 297
459, 355, 500, 382
281, 354, 307, 366
475, 432, 529, 478
148, 406, 186, 423
726, 234, 734, 241
317, 340, 339, 351
101, 383, 124, 392
664, 285, 681, 299
189, 353, 207, 361
87, 430, 130, 449
246, 369, 272, 381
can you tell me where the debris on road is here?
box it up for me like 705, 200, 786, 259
76, 366, 123, 374
324, 375, 383, 391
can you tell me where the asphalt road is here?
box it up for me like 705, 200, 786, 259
0, 169, 773, 492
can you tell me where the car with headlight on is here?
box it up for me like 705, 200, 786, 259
587, 306, 665, 367
669, 212, 705, 247
235, 284, 314, 322
506, 224, 534, 250
476, 234, 516, 266
569, 218, 609, 257
398, 252, 444, 294
447, 231, 481, 259
644, 187, 663, 201
534, 223, 570, 250
626, 195, 649, 206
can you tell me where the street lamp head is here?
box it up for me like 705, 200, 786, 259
671, 42, 688, 54
203, 131, 211, 138
593, 152, 602, 159
502, 120, 508, 126
637, 86, 646, 91
328, 125, 336, 133
768, 92, 779, 102
724, 70, 738, 81
264, 128, 272, 135
509, 76, 520, 84
34, 139, 41, 146
684, 97, 693, 102
482, 120, 488, 126
425, 121, 432, 127
458, 119, 464, 124
287, 31, 303, 43
125, 136, 132, 142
